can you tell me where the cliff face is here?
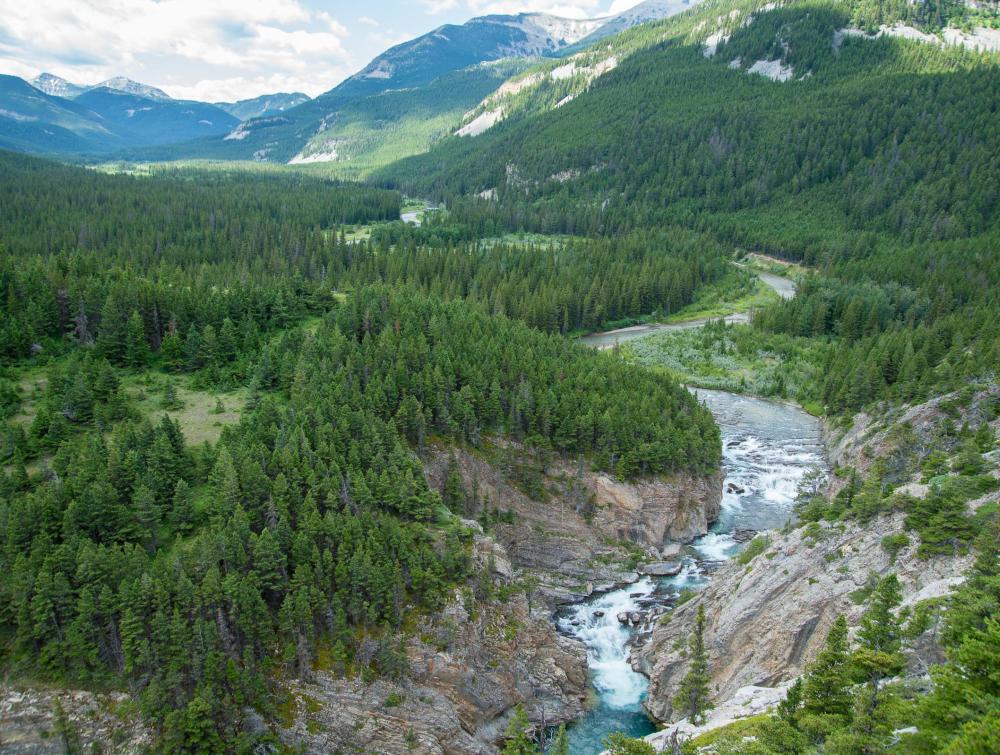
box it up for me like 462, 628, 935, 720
423, 442, 723, 601
279, 526, 589, 754
0, 687, 150, 753
635, 512, 972, 722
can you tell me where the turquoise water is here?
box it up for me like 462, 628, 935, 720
558, 389, 824, 753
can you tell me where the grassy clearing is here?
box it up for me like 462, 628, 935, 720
623, 321, 827, 409
664, 270, 781, 324
478, 232, 579, 249
9, 366, 49, 428
742, 252, 810, 281
124, 373, 247, 446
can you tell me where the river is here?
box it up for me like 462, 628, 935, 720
559, 270, 823, 754
557, 390, 825, 753
578, 266, 795, 350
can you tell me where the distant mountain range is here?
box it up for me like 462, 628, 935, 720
0, 2, 698, 162
30, 73, 171, 101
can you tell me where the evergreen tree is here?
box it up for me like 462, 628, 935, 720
125, 310, 150, 368
800, 615, 852, 740
674, 603, 713, 725
501, 706, 537, 755
550, 725, 570, 755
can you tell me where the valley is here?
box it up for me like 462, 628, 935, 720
0, 0, 999, 753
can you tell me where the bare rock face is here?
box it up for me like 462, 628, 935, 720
280, 539, 588, 754
0, 686, 150, 753
635, 513, 972, 722
825, 384, 999, 495
423, 443, 723, 599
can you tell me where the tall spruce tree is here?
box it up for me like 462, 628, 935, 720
674, 602, 713, 725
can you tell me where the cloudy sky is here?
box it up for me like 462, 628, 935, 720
0, 0, 644, 103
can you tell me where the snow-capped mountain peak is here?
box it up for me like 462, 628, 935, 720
30, 73, 86, 98
95, 77, 171, 101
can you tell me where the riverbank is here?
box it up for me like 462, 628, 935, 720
559, 389, 827, 752
578, 264, 795, 350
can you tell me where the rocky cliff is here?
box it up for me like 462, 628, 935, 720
423, 442, 723, 603
0, 687, 150, 753
283, 440, 726, 753
634, 511, 973, 722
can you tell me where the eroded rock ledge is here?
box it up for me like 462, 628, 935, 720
424, 443, 724, 604
634, 512, 972, 723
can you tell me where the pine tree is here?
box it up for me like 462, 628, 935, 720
603, 733, 657, 754
125, 310, 150, 368
853, 574, 904, 682
550, 725, 570, 755
800, 614, 852, 740
53, 697, 83, 754
674, 603, 713, 725
134, 483, 161, 551
501, 706, 537, 755
169, 479, 195, 534
160, 328, 184, 372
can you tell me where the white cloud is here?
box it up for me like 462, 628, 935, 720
464, 0, 607, 19
0, 0, 354, 100
358, 16, 380, 27
421, 0, 461, 13
608, 0, 644, 12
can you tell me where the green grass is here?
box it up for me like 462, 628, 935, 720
663, 269, 780, 324
623, 321, 828, 405
681, 713, 773, 751
736, 535, 771, 565
124, 373, 247, 446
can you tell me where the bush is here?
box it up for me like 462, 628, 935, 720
737, 535, 770, 565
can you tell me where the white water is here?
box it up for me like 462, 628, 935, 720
558, 577, 656, 709
561, 389, 825, 753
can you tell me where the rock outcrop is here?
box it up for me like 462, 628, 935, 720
634, 512, 972, 722
423, 442, 723, 602
0, 687, 150, 753
280, 529, 589, 754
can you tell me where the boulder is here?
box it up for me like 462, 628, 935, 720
640, 561, 683, 577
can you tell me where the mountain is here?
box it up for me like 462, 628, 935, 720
216, 92, 310, 121
0, 76, 238, 154
377, 0, 1000, 248
28, 73, 171, 101
74, 88, 238, 146
9, 6, 713, 164
93, 76, 171, 101
0, 75, 116, 154
29, 72, 87, 98
169, 13, 606, 165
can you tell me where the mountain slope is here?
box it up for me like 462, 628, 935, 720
73, 88, 238, 146
286, 60, 532, 179
0, 76, 239, 155
175, 13, 604, 164
377, 0, 1000, 249
0, 75, 118, 154
215, 92, 309, 121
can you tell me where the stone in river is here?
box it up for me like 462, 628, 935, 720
641, 561, 683, 577
617, 612, 630, 625
593, 610, 605, 618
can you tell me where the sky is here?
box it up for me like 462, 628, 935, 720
0, 0, 644, 103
